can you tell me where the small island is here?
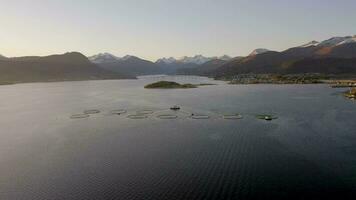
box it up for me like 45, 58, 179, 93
144, 81, 214, 89
144, 81, 196, 89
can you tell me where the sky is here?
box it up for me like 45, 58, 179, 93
1, 0, 356, 61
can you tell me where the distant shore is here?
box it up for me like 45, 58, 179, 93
220, 74, 356, 85
2, 74, 356, 87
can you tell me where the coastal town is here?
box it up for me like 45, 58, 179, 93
345, 88, 356, 99
227, 73, 356, 86
227, 73, 328, 84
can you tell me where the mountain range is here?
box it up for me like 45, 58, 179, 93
1, 35, 356, 84
87, 35, 356, 78
89, 53, 162, 76
249, 48, 272, 56
0, 52, 130, 84
156, 55, 232, 65
89, 54, 233, 75
212, 35, 356, 78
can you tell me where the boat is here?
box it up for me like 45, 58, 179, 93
264, 116, 273, 121
256, 114, 277, 121
170, 105, 181, 110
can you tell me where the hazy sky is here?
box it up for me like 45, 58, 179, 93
1, 0, 356, 61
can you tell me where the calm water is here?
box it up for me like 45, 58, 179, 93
0, 76, 355, 200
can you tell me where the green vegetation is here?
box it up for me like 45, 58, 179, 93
0, 81, 15, 85
196, 83, 216, 86
0, 52, 130, 86
144, 81, 198, 89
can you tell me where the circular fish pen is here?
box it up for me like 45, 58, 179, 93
170, 105, 181, 111
110, 109, 127, 115
136, 110, 154, 115
191, 114, 210, 119
70, 114, 90, 119
223, 114, 243, 120
256, 114, 278, 121
84, 109, 101, 114
156, 114, 178, 119
127, 115, 148, 119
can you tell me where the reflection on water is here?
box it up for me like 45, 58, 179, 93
0, 76, 355, 199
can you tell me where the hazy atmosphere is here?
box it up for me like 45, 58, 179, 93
2, 1, 356, 199
1, 0, 356, 60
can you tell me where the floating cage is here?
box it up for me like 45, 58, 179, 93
156, 114, 178, 119
223, 114, 243, 120
84, 109, 101, 114
110, 109, 127, 115
191, 114, 210, 119
170, 105, 181, 111
127, 115, 148, 119
136, 110, 154, 115
70, 114, 90, 119
256, 114, 278, 121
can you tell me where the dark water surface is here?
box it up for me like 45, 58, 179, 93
0, 76, 355, 199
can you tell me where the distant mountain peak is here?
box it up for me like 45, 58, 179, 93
88, 53, 120, 64
157, 55, 212, 65
299, 40, 320, 48
156, 55, 233, 65
0, 54, 7, 60
249, 48, 271, 56
63, 51, 88, 58
337, 36, 356, 46
93, 52, 116, 58
121, 55, 136, 61
156, 57, 177, 64
88, 53, 145, 64
318, 36, 356, 47
178, 55, 214, 65
218, 55, 232, 61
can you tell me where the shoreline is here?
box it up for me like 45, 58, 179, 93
1, 74, 356, 87
217, 74, 356, 86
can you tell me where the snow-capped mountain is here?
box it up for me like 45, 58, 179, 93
249, 48, 271, 56
88, 53, 120, 64
337, 35, 356, 45
299, 40, 320, 48
88, 53, 138, 64
156, 57, 177, 64
178, 55, 214, 65
157, 55, 232, 65
317, 36, 356, 47
296, 36, 356, 49
90, 53, 162, 76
